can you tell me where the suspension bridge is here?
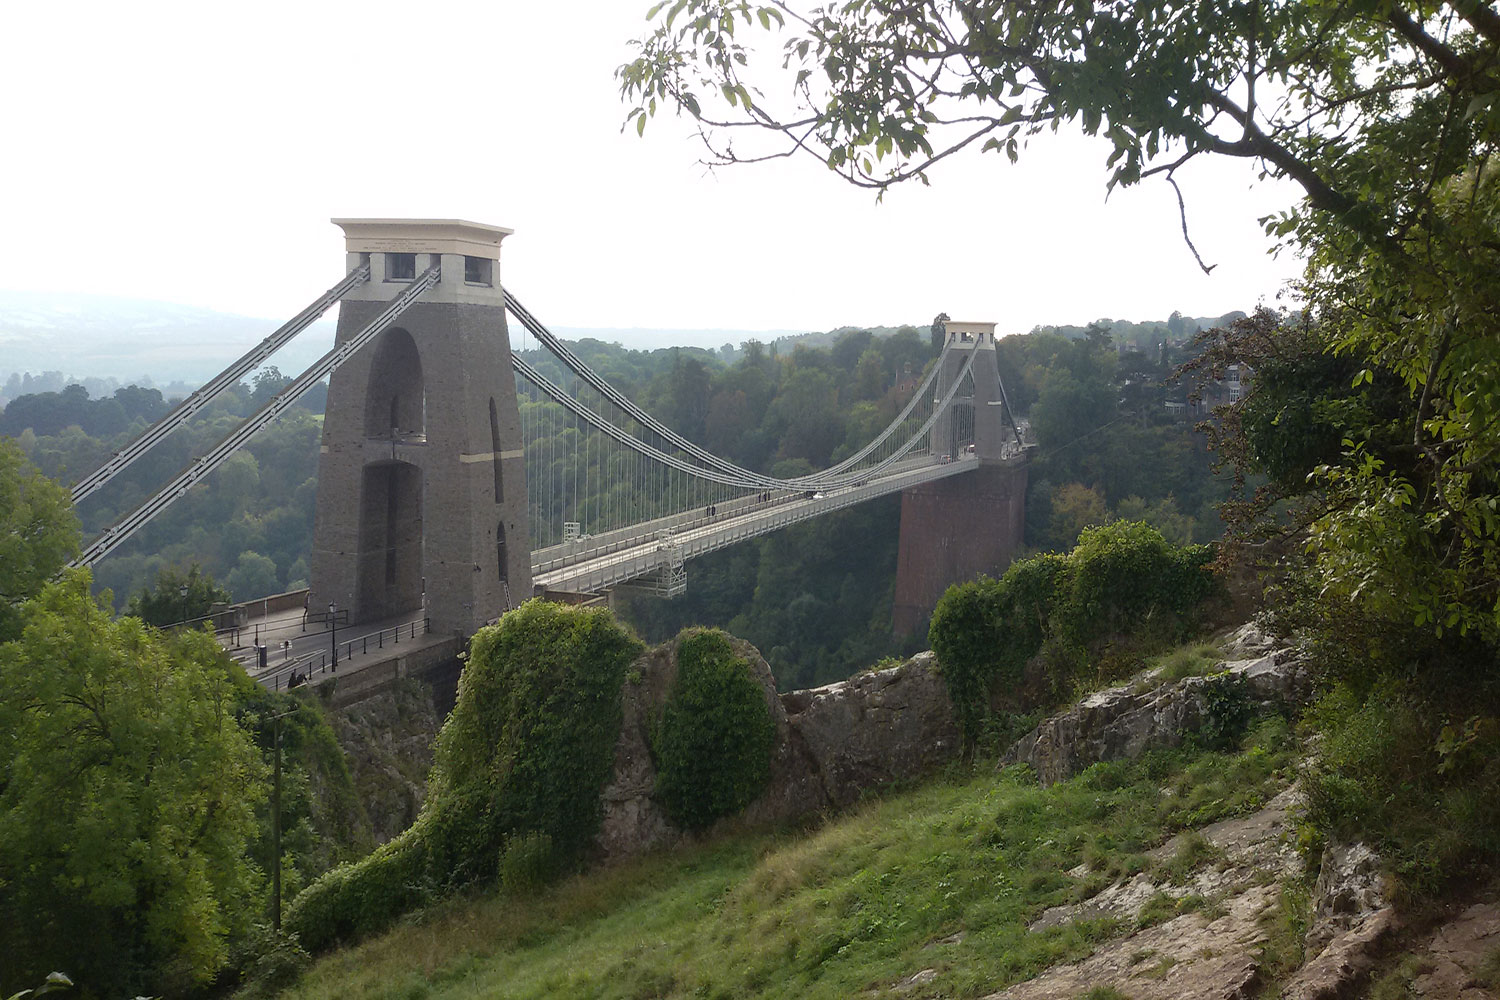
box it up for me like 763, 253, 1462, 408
67, 219, 1031, 692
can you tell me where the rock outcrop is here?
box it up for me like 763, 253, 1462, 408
779, 650, 962, 809
985, 886, 1281, 1000
328, 678, 442, 844
980, 785, 1304, 1000
595, 635, 823, 859
1004, 626, 1310, 786
594, 640, 961, 860
1280, 840, 1399, 1000
1402, 896, 1500, 999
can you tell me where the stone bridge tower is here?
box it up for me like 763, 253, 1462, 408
892, 322, 1029, 636
309, 219, 532, 636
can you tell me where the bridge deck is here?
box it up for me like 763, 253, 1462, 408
534, 454, 987, 594
220, 454, 1013, 692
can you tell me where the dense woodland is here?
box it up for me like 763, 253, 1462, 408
2, 311, 1235, 689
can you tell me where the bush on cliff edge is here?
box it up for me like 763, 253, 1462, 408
286, 599, 643, 951
930, 521, 1222, 753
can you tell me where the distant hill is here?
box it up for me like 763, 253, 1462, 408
0, 290, 337, 389
0, 290, 808, 404
0, 287, 1240, 408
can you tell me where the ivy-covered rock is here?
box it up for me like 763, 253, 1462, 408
654, 629, 776, 831
286, 599, 642, 951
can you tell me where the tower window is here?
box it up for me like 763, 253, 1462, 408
464, 256, 493, 286
386, 253, 416, 281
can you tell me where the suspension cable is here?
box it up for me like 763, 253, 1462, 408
72, 266, 440, 569
505, 290, 951, 488
513, 347, 977, 495
71, 265, 371, 504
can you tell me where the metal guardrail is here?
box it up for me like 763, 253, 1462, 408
253, 617, 432, 691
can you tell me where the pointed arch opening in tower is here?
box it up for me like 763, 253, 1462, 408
364, 327, 425, 441
357, 460, 423, 619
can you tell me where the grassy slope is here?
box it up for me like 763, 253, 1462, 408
283, 717, 1293, 1000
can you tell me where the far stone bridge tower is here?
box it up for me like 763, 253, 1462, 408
891, 321, 1029, 636
309, 219, 532, 636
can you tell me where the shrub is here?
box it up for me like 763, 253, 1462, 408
929, 554, 1066, 752
654, 629, 775, 831
930, 522, 1220, 753
498, 831, 557, 895
286, 599, 643, 951
1060, 521, 1219, 648
282, 825, 433, 951
228, 925, 310, 1000
1301, 674, 1500, 899
1198, 672, 1253, 750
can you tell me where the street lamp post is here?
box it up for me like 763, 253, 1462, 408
266, 707, 297, 931
329, 602, 338, 671
180, 584, 189, 625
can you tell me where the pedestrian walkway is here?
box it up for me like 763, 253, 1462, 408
221, 602, 441, 692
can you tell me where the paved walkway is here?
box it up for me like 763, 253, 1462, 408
220, 603, 444, 691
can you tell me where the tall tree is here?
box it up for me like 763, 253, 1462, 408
0, 574, 266, 994
125, 563, 232, 628
0, 440, 78, 642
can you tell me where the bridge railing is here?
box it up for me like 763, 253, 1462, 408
530, 486, 809, 577
529, 450, 952, 580
254, 618, 433, 692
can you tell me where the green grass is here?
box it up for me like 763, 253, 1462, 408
1476, 944, 1500, 989
1150, 643, 1226, 684
279, 718, 1293, 1000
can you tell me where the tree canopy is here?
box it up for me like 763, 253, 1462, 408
621, 0, 1500, 644
0, 440, 78, 642
125, 562, 232, 628
0, 573, 266, 994
621, 0, 1498, 222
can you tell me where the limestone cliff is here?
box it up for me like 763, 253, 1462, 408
326, 678, 442, 845
595, 638, 962, 860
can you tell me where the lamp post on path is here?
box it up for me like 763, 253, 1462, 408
267, 707, 297, 931
329, 602, 338, 670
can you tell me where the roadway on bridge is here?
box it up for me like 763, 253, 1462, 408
534, 453, 985, 595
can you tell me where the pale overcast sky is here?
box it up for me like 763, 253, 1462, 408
0, 0, 1303, 342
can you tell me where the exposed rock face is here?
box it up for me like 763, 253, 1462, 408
1029, 785, 1304, 933
328, 678, 442, 844
594, 640, 961, 860
1305, 841, 1390, 955
1004, 642, 1310, 786
1405, 897, 1500, 999
595, 636, 820, 859
780, 651, 962, 810
1280, 840, 1399, 1000
1221, 620, 1284, 659
984, 886, 1280, 1000
981, 785, 1304, 1000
